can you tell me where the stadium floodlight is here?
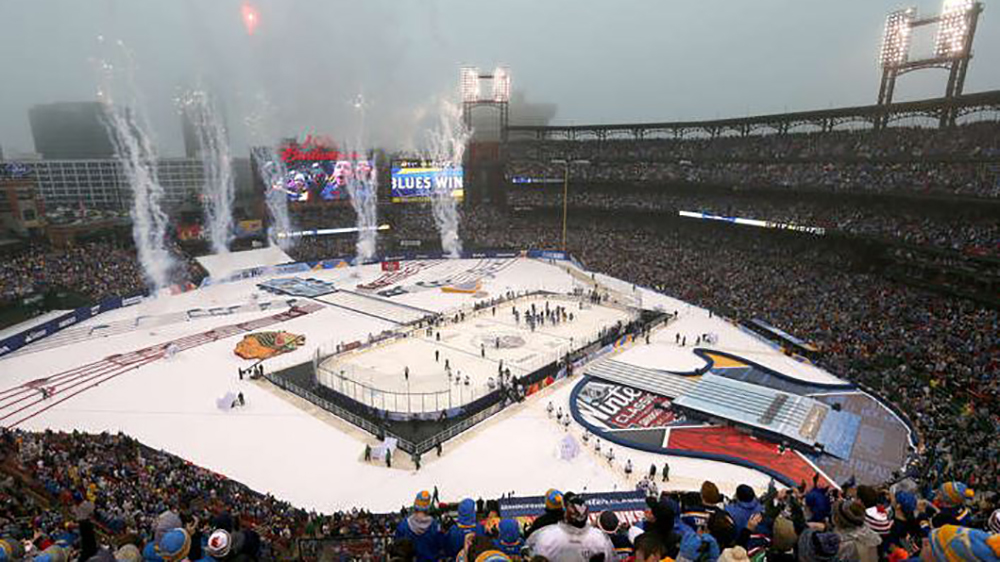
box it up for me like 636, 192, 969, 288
492, 66, 511, 103
880, 7, 915, 68
936, 0, 975, 57
461, 66, 480, 103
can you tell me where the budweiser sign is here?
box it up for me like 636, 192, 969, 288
280, 135, 361, 162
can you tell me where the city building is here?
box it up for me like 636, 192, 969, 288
28, 102, 116, 160
0, 174, 46, 238
24, 158, 206, 211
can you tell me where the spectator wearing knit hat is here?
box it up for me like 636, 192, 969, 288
934, 482, 976, 528
797, 529, 840, 562
765, 516, 799, 562
394, 491, 444, 562
831, 500, 880, 562
885, 491, 925, 555
525, 489, 564, 538
156, 528, 191, 562
856, 485, 893, 554
493, 519, 523, 557
525, 492, 614, 562
201, 529, 231, 561
989, 509, 1000, 535
596, 510, 634, 560
926, 525, 1000, 562
446, 498, 483, 558
682, 481, 728, 533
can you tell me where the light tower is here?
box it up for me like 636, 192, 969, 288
459, 66, 510, 142
877, 0, 984, 127
459, 66, 511, 204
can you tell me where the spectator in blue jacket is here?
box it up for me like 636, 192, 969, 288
726, 485, 763, 534
395, 490, 445, 562
446, 498, 483, 558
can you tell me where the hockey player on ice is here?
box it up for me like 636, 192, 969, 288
546, 402, 554, 417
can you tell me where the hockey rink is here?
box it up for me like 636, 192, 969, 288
318, 295, 633, 410
0, 255, 869, 512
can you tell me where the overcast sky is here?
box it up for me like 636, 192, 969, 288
1, 0, 997, 157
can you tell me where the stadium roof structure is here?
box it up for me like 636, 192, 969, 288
506, 90, 1000, 141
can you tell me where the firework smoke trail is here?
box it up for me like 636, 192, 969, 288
95, 39, 175, 292
340, 153, 379, 263
343, 94, 379, 264
252, 147, 294, 251
426, 99, 469, 258
179, 90, 234, 255
245, 94, 294, 251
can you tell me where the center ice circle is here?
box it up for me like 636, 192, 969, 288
474, 333, 527, 349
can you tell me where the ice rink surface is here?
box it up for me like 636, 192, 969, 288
0, 256, 849, 512
320, 295, 632, 407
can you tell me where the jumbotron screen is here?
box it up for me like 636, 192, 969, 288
390, 160, 464, 203
271, 159, 376, 203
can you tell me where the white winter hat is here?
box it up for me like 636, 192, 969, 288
206, 529, 232, 559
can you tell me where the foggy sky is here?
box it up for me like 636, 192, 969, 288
1, 0, 997, 158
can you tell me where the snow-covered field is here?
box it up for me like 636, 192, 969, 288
0, 256, 847, 512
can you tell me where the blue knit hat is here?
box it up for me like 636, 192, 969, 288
895, 491, 917, 517
497, 519, 522, 547
457, 498, 476, 527
929, 525, 1000, 562
544, 489, 564, 511
413, 490, 432, 512
156, 528, 191, 562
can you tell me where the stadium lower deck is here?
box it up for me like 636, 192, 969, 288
0, 253, 912, 512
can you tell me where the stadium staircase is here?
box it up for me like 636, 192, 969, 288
318, 290, 435, 325
583, 357, 696, 399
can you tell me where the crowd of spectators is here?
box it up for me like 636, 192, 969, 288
385, 477, 1000, 562
4, 424, 999, 561
0, 242, 146, 304
507, 160, 1000, 199
504, 189, 1000, 257
2, 121, 999, 560
0, 240, 206, 305
0, 428, 407, 561
509, 123, 1000, 163
460, 208, 1000, 491
506, 122, 1000, 198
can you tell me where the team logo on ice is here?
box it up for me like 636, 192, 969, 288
234, 331, 306, 360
